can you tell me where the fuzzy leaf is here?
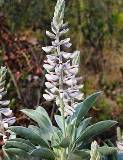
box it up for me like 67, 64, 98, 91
5, 141, 34, 152
21, 106, 52, 132
54, 115, 66, 132
98, 146, 117, 155
30, 148, 55, 160
9, 126, 49, 148
68, 150, 90, 160
59, 137, 70, 148
5, 148, 29, 156
77, 117, 92, 138
75, 120, 117, 144
72, 92, 102, 125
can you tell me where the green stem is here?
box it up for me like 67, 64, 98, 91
60, 97, 66, 138
56, 32, 66, 160
56, 32, 66, 138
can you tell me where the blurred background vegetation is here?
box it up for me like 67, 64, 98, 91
0, 0, 123, 126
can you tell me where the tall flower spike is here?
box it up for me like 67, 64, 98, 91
42, 0, 84, 116
0, 66, 16, 143
90, 141, 101, 160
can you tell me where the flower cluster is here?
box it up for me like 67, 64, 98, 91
42, 0, 84, 116
0, 67, 16, 143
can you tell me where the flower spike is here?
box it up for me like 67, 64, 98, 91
42, 0, 84, 116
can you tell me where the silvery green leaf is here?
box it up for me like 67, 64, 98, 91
30, 148, 55, 160
59, 137, 70, 148
9, 126, 49, 147
53, 18, 63, 30
54, 115, 65, 132
42, 46, 55, 53
5, 148, 29, 157
72, 51, 80, 65
46, 31, 56, 39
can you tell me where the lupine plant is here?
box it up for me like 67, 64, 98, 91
4, 0, 117, 160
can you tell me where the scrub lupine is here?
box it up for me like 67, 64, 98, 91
42, 0, 84, 117
0, 67, 16, 143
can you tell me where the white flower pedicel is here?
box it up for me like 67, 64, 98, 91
42, 0, 84, 117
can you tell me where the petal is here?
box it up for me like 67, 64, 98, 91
75, 93, 84, 101
43, 93, 55, 101
50, 87, 59, 94
3, 122, 9, 128
46, 74, 58, 81
3, 117, 16, 126
62, 52, 72, 59
60, 38, 70, 45
43, 64, 55, 71
46, 31, 55, 39
0, 100, 10, 106
45, 82, 55, 88
0, 108, 12, 116
64, 107, 74, 116
0, 87, 4, 93
65, 103, 75, 112
59, 28, 69, 36
42, 46, 55, 53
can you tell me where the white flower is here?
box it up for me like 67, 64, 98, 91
0, 108, 12, 116
42, 0, 84, 117
43, 64, 55, 71
42, 46, 55, 53
0, 100, 10, 106
45, 82, 56, 89
43, 90, 56, 101
45, 73, 59, 81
